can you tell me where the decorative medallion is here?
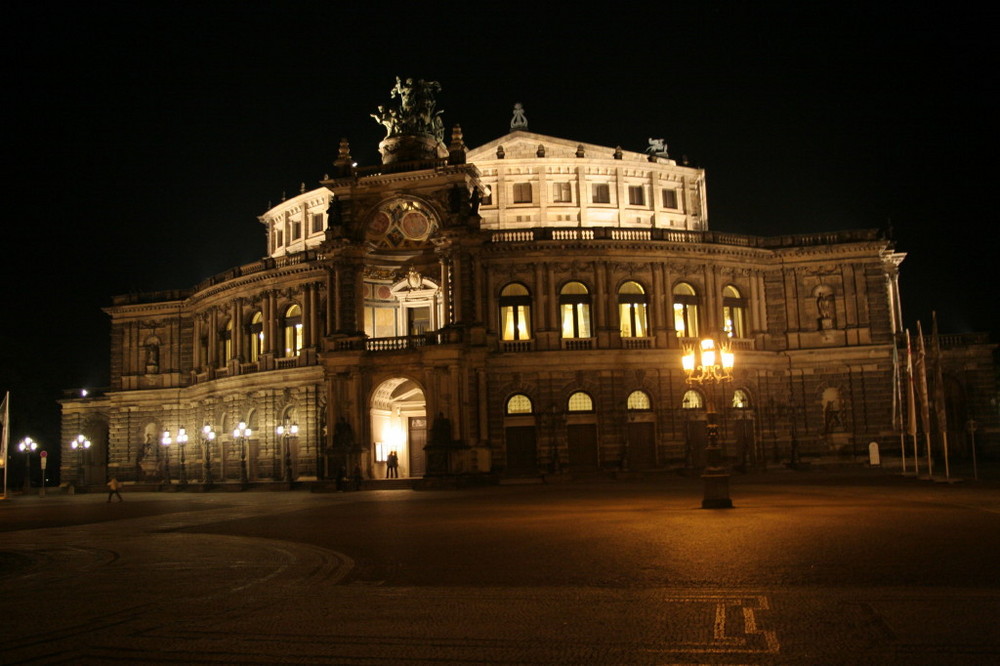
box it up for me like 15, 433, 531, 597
368, 211, 391, 236
365, 198, 438, 248
401, 211, 430, 239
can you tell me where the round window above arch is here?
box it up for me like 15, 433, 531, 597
506, 394, 533, 415
567, 391, 594, 412
627, 390, 651, 410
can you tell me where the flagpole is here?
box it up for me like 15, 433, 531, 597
916, 321, 933, 478
892, 336, 906, 474
1, 391, 9, 500
932, 312, 950, 479
905, 330, 919, 477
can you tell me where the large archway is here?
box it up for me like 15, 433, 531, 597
370, 378, 427, 479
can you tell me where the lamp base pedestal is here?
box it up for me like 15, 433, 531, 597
701, 470, 733, 509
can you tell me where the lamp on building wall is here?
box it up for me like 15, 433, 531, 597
70, 434, 92, 488
17, 437, 38, 492
276, 421, 299, 487
201, 425, 216, 487
176, 427, 189, 485
160, 429, 172, 485
681, 337, 735, 509
233, 421, 252, 485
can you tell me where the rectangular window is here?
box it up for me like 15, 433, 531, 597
592, 183, 610, 204
481, 187, 493, 206
552, 182, 572, 203
512, 182, 532, 204
312, 213, 324, 233
628, 185, 645, 206
291, 219, 302, 241
661, 188, 678, 209
274, 229, 284, 248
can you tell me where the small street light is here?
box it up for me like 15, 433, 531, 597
276, 422, 299, 487
202, 425, 216, 487
681, 337, 736, 509
160, 430, 172, 485
70, 434, 92, 488
17, 437, 38, 493
176, 427, 189, 485
233, 421, 252, 486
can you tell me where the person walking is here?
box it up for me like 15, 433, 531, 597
106, 477, 124, 502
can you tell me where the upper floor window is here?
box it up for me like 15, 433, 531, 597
618, 281, 649, 338
627, 390, 651, 411
311, 213, 324, 233
291, 218, 302, 241
219, 319, 233, 366
722, 285, 748, 338
673, 282, 700, 338
481, 186, 493, 206
248, 312, 264, 362
500, 283, 532, 341
627, 185, 645, 206
283, 304, 303, 357
552, 182, 572, 203
559, 281, 592, 339
661, 188, 678, 209
681, 389, 704, 409
513, 182, 533, 204
732, 389, 751, 409
592, 183, 611, 204
567, 391, 594, 412
506, 394, 533, 415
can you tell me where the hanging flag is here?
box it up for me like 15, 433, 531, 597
905, 330, 917, 437
931, 312, 948, 434
891, 335, 901, 432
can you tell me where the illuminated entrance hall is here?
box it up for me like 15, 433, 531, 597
370, 378, 427, 479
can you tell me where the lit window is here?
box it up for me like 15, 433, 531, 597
283, 304, 303, 357
312, 213, 324, 233
627, 390, 651, 410
567, 391, 593, 412
552, 182, 572, 203
592, 183, 611, 204
682, 390, 703, 409
249, 312, 264, 362
732, 389, 751, 409
618, 281, 648, 337
673, 282, 700, 338
559, 281, 592, 339
513, 182, 532, 204
506, 394, 533, 415
628, 185, 645, 206
500, 283, 532, 341
365, 306, 397, 339
722, 285, 748, 338
661, 188, 678, 209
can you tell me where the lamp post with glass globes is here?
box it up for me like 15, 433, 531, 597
681, 337, 735, 509
70, 434, 92, 488
201, 425, 216, 487
17, 437, 38, 492
160, 429, 172, 485
233, 421, 251, 486
276, 421, 299, 487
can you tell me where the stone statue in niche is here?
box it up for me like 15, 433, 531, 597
145, 343, 159, 373
815, 287, 836, 330
822, 387, 844, 434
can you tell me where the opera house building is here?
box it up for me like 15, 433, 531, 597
60, 79, 996, 488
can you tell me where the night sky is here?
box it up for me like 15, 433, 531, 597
3, 3, 995, 458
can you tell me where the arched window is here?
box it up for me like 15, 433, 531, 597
722, 285, 748, 338
567, 391, 594, 412
560, 281, 592, 339
732, 389, 751, 409
499, 283, 532, 341
618, 281, 648, 338
673, 282, 700, 338
681, 390, 703, 409
506, 394, 533, 415
283, 304, 303, 357
627, 390, 651, 411
219, 319, 233, 366
249, 312, 264, 362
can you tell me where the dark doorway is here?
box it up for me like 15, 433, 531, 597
627, 421, 657, 470
409, 417, 427, 476
505, 426, 537, 474
567, 423, 599, 471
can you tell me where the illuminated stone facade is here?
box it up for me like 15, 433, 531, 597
59, 85, 997, 487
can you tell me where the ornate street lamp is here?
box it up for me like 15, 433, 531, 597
276, 421, 299, 487
17, 437, 38, 492
70, 434, 92, 488
160, 429, 172, 484
681, 337, 735, 509
201, 425, 216, 487
176, 427, 189, 485
233, 421, 252, 486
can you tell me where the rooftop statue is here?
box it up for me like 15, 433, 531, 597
371, 76, 445, 142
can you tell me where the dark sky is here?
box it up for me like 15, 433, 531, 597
2, 2, 996, 450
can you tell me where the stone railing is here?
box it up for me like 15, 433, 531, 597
622, 337, 652, 349
561, 338, 595, 351
500, 339, 533, 353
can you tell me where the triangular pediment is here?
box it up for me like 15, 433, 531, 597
467, 130, 656, 163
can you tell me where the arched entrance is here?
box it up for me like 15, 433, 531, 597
370, 378, 427, 479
